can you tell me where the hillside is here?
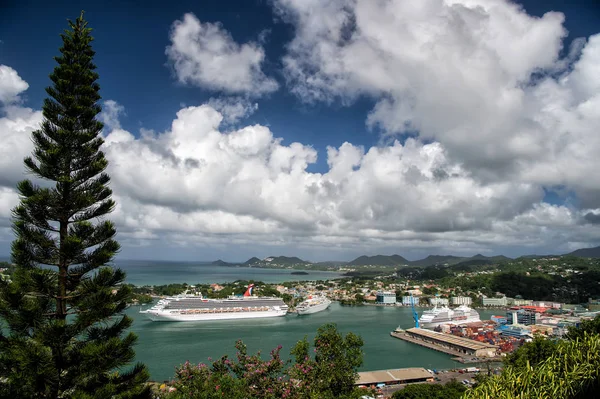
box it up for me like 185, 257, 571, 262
211, 259, 236, 266
409, 255, 464, 266
567, 245, 600, 258
347, 254, 409, 266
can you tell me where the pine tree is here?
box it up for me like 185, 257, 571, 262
0, 12, 151, 398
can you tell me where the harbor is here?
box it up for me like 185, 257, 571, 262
127, 302, 498, 382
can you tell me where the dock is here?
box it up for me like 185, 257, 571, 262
390, 328, 498, 359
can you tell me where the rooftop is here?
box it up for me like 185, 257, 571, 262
406, 328, 497, 350
356, 367, 433, 385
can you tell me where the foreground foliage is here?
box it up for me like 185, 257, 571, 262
162, 323, 366, 399
465, 333, 600, 399
391, 379, 466, 399
0, 12, 149, 398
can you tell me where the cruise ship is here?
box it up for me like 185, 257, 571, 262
418, 305, 481, 329
296, 296, 331, 315
140, 284, 288, 322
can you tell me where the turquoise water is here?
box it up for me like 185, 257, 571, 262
115, 260, 345, 286
128, 302, 499, 382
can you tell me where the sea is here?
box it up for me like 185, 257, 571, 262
129, 304, 499, 382
115, 259, 345, 286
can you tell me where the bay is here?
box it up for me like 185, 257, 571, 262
127, 302, 500, 382
115, 260, 345, 286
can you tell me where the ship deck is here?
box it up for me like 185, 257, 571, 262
164, 297, 286, 309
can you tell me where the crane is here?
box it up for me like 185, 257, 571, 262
411, 294, 420, 328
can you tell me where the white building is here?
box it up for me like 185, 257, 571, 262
483, 297, 508, 307
376, 291, 396, 304
402, 296, 420, 306
451, 296, 472, 306
429, 297, 449, 306
509, 298, 533, 306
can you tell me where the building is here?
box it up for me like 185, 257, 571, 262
451, 296, 473, 306
404, 328, 498, 358
483, 297, 508, 307
533, 301, 561, 309
498, 324, 532, 338
402, 296, 420, 306
509, 298, 533, 306
506, 310, 537, 326
429, 297, 449, 306
355, 368, 433, 387
376, 291, 396, 304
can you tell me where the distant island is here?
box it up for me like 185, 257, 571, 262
206, 245, 600, 272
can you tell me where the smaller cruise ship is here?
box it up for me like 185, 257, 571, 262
296, 296, 331, 315
418, 304, 481, 328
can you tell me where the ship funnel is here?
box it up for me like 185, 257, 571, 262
243, 284, 255, 297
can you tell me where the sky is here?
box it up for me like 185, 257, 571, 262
1, 0, 600, 262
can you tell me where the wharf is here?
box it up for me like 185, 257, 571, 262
390, 329, 499, 360
391, 331, 469, 358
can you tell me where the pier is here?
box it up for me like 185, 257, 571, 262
390, 328, 498, 359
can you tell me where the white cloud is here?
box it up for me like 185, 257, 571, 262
166, 13, 278, 96
99, 99, 126, 130
2, 10, 600, 261
0, 65, 29, 104
206, 97, 258, 124
0, 66, 42, 189
276, 0, 600, 209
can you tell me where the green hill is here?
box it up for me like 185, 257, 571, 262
567, 245, 600, 258
347, 254, 409, 266
409, 255, 464, 266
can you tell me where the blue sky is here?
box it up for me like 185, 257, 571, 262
1, 0, 600, 262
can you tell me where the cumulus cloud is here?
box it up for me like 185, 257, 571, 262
2, 2, 600, 261
206, 97, 258, 124
99, 99, 126, 130
275, 0, 600, 209
166, 13, 278, 96
95, 100, 598, 256
0, 65, 29, 104
0, 66, 41, 189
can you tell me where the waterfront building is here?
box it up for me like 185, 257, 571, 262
482, 297, 507, 307
403, 328, 498, 358
376, 291, 396, 304
451, 296, 472, 306
355, 368, 433, 387
402, 296, 420, 306
429, 297, 449, 306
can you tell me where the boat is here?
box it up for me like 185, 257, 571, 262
418, 304, 480, 328
296, 296, 331, 315
140, 284, 288, 322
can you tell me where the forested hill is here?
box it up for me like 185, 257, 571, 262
567, 245, 600, 258
205, 245, 600, 269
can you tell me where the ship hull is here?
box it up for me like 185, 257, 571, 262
143, 308, 288, 322
297, 300, 331, 315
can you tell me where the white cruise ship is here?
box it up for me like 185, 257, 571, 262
140, 284, 288, 322
296, 296, 331, 315
418, 304, 480, 329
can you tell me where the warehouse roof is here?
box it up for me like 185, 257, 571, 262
356, 367, 433, 385
406, 328, 497, 350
